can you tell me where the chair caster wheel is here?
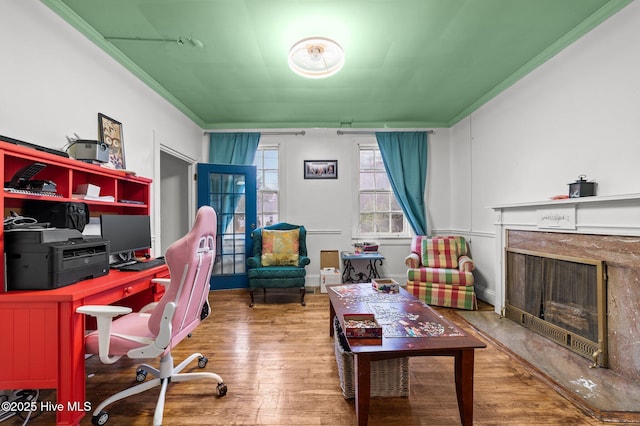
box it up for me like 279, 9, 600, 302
217, 382, 228, 397
136, 368, 148, 382
92, 411, 109, 425
198, 356, 208, 368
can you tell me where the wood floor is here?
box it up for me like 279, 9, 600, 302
22, 289, 634, 425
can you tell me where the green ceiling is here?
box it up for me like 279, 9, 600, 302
43, 0, 631, 129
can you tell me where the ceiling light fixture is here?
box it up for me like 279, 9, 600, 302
288, 36, 344, 79
105, 36, 204, 48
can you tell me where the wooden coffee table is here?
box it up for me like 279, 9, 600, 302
328, 283, 486, 426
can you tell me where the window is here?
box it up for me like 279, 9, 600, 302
254, 146, 279, 227
358, 146, 407, 236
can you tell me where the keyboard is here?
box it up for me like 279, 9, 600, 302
4, 187, 63, 197
118, 257, 166, 272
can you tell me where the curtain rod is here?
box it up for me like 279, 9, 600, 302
204, 130, 306, 136
337, 129, 434, 135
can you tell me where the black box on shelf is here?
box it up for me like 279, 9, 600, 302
568, 176, 596, 198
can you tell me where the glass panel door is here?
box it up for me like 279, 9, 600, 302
197, 163, 256, 290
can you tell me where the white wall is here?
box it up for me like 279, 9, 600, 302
0, 0, 205, 242
450, 0, 640, 306
258, 128, 450, 287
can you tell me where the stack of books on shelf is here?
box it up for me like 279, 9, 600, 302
72, 183, 114, 202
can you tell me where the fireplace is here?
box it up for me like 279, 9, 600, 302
504, 247, 607, 367
490, 195, 640, 391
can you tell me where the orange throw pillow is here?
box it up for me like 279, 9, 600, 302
261, 229, 300, 266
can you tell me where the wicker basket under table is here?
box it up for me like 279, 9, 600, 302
333, 317, 410, 399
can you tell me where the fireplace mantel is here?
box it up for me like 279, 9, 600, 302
491, 192, 640, 237
489, 192, 640, 210
486, 193, 640, 395
490, 193, 640, 315
489, 193, 640, 383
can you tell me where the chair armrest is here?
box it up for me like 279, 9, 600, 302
76, 305, 132, 364
76, 305, 132, 316
458, 255, 475, 272
151, 278, 171, 287
247, 256, 261, 268
299, 255, 311, 267
405, 253, 421, 268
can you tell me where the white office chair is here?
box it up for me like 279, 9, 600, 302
76, 206, 227, 425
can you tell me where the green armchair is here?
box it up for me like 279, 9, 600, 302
247, 223, 310, 307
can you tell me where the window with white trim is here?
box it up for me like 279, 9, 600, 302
254, 146, 279, 227
358, 145, 408, 236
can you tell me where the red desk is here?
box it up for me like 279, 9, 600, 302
0, 266, 168, 425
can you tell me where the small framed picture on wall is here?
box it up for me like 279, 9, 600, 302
304, 160, 338, 179
98, 113, 126, 169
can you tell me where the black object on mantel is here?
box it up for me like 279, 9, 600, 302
568, 175, 596, 198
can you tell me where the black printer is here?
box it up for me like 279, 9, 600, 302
4, 228, 109, 290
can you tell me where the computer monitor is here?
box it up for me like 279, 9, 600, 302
100, 214, 151, 258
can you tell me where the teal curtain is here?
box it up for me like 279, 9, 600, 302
208, 132, 260, 233
209, 132, 260, 164
375, 131, 428, 235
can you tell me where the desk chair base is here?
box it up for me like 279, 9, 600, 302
91, 352, 227, 426
249, 287, 306, 307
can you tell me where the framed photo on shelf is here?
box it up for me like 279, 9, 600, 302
98, 113, 126, 169
304, 160, 338, 179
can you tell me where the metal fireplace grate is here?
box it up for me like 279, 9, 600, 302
504, 248, 607, 368
505, 306, 604, 367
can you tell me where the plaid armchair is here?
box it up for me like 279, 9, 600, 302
405, 236, 477, 310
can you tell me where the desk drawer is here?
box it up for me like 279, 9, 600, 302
84, 277, 152, 306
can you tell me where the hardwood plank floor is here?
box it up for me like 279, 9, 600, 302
18, 289, 635, 425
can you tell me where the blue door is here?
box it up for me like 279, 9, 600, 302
197, 163, 257, 290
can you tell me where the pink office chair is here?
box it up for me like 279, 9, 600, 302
76, 206, 227, 426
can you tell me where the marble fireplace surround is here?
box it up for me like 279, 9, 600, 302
491, 194, 640, 384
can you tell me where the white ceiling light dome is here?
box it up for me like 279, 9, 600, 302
288, 36, 345, 79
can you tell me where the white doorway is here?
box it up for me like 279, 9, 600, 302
159, 149, 193, 254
